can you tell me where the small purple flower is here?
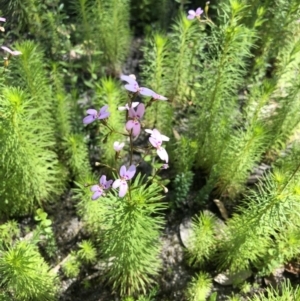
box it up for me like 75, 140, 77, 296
113, 141, 125, 152
83, 105, 110, 124
1, 46, 22, 56
145, 128, 169, 163
126, 103, 145, 137
187, 7, 203, 20
118, 102, 139, 111
161, 164, 169, 170
90, 175, 113, 200
0, 17, 6, 22
113, 165, 136, 197
120, 74, 156, 97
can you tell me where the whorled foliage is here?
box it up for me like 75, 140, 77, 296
0, 87, 63, 215
0, 241, 58, 301
75, 174, 166, 295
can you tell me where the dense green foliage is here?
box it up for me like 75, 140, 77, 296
0, 0, 300, 300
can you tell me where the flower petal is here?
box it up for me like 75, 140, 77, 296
126, 120, 135, 132
120, 74, 137, 85
154, 94, 168, 100
125, 83, 138, 92
100, 105, 108, 114
187, 14, 195, 20
131, 102, 140, 108
161, 134, 170, 141
128, 108, 136, 118
157, 147, 168, 163
132, 122, 141, 137
98, 111, 110, 119
149, 136, 160, 148
100, 175, 107, 186
145, 129, 153, 135
0, 17, 6, 22
83, 115, 96, 124
119, 181, 128, 197
1, 46, 21, 55
104, 180, 113, 189
114, 141, 125, 151
139, 87, 155, 97
86, 109, 97, 115
92, 190, 102, 200
91, 185, 100, 192
120, 165, 127, 177
126, 165, 136, 180
195, 7, 203, 16
188, 10, 196, 15
136, 103, 145, 119
113, 179, 121, 189
152, 129, 162, 140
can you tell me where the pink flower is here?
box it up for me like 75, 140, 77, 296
118, 102, 139, 111
83, 105, 110, 124
90, 175, 113, 200
1, 46, 22, 56
113, 165, 136, 197
126, 103, 145, 137
187, 7, 203, 20
120, 75, 156, 97
113, 141, 125, 152
145, 128, 169, 163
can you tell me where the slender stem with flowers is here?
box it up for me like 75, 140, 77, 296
83, 74, 170, 200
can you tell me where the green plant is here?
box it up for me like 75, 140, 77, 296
0, 220, 19, 244
248, 279, 300, 301
185, 272, 213, 301
0, 86, 62, 216
77, 239, 97, 264
34, 208, 57, 257
62, 251, 81, 278
0, 241, 58, 301
98, 174, 166, 296
172, 171, 194, 207
186, 211, 218, 266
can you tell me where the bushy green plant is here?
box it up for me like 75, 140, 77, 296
0, 87, 62, 215
77, 239, 97, 263
186, 211, 218, 266
192, 0, 260, 172
216, 144, 300, 273
172, 171, 194, 207
248, 279, 300, 301
185, 272, 213, 301
165, 11, 207, 105
62, 251, 81, 278
0, 220, 19, 244
95, 175, 166, 296
0, 241, 58, 301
